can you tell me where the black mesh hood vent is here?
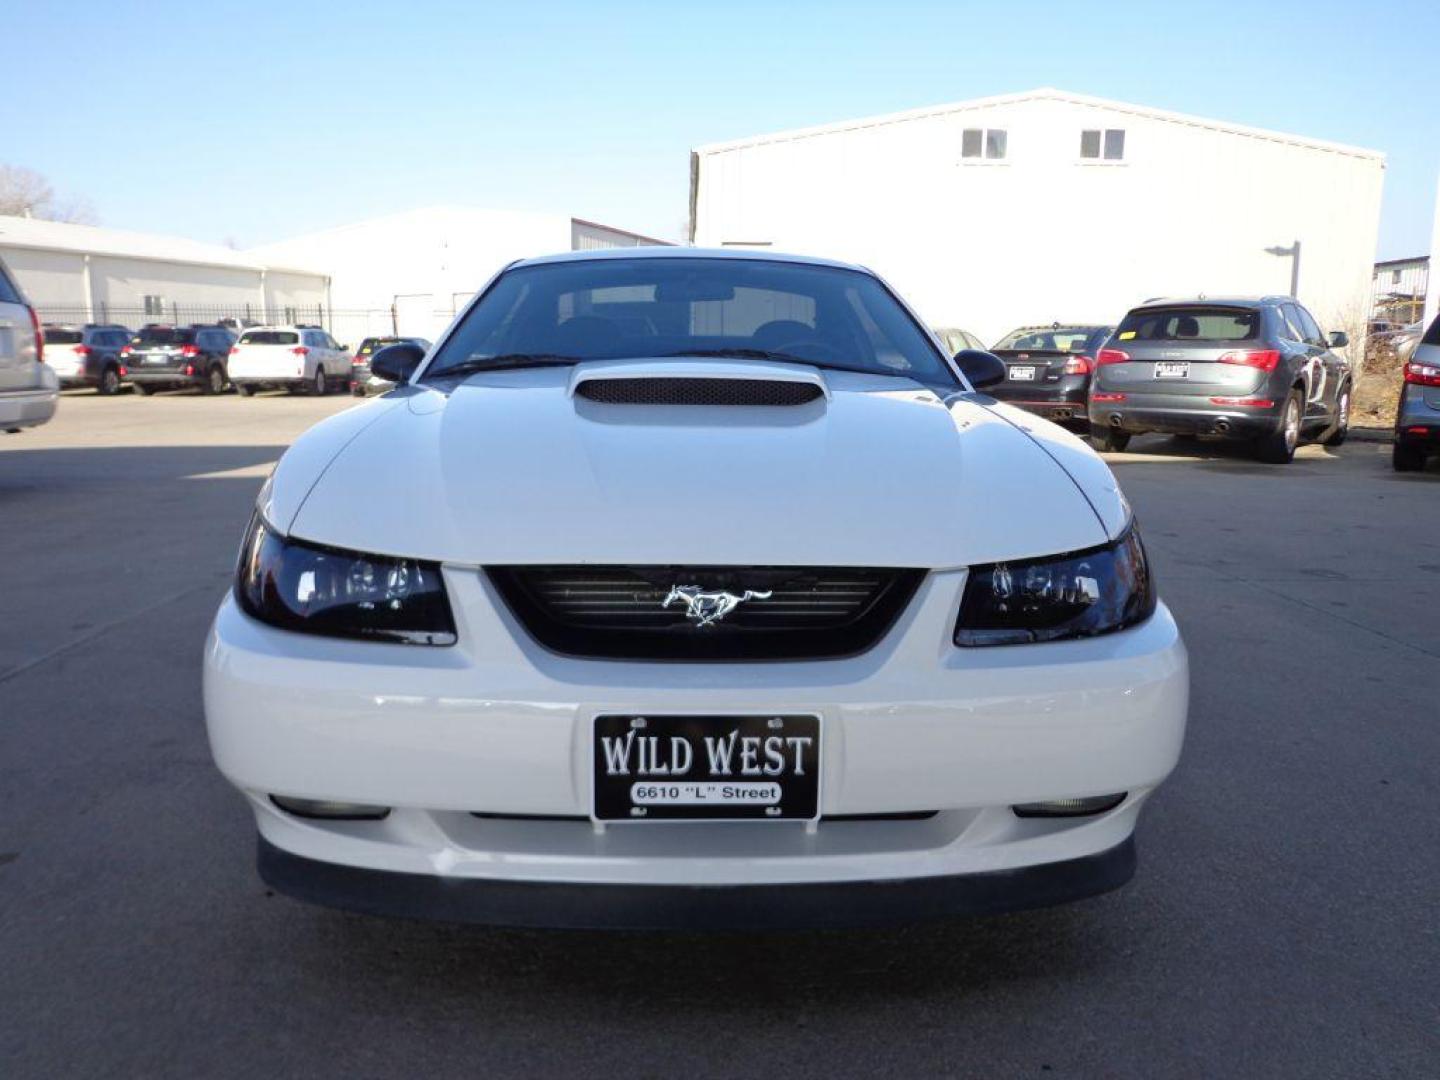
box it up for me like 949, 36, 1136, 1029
488, 566, 924, 661
575, 377, 823, 406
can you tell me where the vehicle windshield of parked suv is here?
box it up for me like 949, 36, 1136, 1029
992, 326, 1100, 352
1116, 306, 1260, 342
239, 330, 300, 346
424, 257, 956, 386
43, 328, 84, 345
134, 327, 196, 345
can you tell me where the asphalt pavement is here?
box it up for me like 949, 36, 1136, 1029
2, 390, 1437, 1078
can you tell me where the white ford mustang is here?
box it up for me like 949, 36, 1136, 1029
203, 248, 1188, 928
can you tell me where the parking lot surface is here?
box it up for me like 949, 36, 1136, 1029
2, 392, 1437, 1078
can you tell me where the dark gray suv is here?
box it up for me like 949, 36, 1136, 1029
1088, 297, 1351, 463
1393, 312, 1440, 472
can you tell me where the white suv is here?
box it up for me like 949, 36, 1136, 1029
228, 326, 350, 397
0, 255, 59, 433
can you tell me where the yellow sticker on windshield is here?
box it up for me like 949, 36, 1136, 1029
1118, 331, 1136, 340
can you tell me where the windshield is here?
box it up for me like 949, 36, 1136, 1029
134, 327, 195, 346
992, 326, 1104, 352
1115, 307, 1260, 343
424, 258, 956, 386
239, 330, 299, 346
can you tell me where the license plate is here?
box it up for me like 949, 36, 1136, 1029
592, 714, 820, 822
1154, 361, 1190, 379
1009, 365, 1037, 381
144, 352, 169, 364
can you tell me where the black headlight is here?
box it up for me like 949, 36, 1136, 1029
235, 513, 456, 646
954, 523, 1155, 646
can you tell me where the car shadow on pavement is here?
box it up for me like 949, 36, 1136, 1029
312, 898, 1120, 1006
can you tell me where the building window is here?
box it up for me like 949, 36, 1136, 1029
1081, 129, 1126, 161
143, 295, 165, 317
962, 128, 1007, 161
1392, 268, 1402, 284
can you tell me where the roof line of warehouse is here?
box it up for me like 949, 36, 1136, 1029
0, 215, 328, 278
692, 87, 1386, 162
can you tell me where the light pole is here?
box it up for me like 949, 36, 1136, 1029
1265, 241, 1301, 298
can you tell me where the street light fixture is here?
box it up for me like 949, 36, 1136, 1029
1265, 241, 1301, 298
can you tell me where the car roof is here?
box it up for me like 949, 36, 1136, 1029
511, 246, 868, 274
1002, 323, 1110, 331
1131, 296, 1285, 310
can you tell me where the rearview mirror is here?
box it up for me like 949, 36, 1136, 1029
369, 342, 426, 384
1329, 330, 1349, 349
954, 349, 1007, 391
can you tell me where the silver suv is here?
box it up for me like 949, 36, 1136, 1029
0, 255, 58, 433
1393, 312, 1440, 472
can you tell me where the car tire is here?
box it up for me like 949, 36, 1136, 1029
203, 365, 226, 395
1255, 390, 1302, 464
1322, 385, 1351, 447
234, 383, 253, 397
1393, 443, 1427, 472
132, 382, 152, 396
1091, 429, 1131, 452
97, 366, 120, 396
312, 367, 327, 396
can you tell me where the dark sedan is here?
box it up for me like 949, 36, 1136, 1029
986, 324, 1114, 428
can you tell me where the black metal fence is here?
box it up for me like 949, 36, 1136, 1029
34, 302, 332, 331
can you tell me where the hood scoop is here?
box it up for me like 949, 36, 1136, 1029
570, 358, 828, 407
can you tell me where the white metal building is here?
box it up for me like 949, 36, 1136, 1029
691, 88, 1386, 346
0, 215, 329, 328
1371, 256, 1428, 325
245, 207, 668, 345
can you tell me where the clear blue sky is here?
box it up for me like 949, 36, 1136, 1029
12, 0, 1437, 258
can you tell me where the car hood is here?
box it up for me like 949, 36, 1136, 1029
264, 360, 1125, 568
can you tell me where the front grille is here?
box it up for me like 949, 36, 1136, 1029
575, 377, 823, 407
487, 566, 925, 661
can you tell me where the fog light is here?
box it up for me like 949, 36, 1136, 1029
270, 795, 390, 820
1012, 793, 1126, 818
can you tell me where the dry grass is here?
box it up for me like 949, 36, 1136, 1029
1352, 338, 1408, 429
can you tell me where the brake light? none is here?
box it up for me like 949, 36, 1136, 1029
1404, 360, 1440, 387
1096, 348, 1129, 365
1217, 349, 1281, 372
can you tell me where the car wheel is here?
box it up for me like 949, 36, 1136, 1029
204, 365, 226, 395
1091, 429, 1131, 452
234, 383, 253, 397
312, 367, 327, 396
132, 382, 152, 396
1393, 443, 1427, 472
97, 366, 120, 396
1322, 385, 1351, 447
1255, 390, 1302, 464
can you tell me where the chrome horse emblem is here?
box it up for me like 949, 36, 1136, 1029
662, 585, 772, 627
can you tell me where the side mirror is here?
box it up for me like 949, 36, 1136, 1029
1328, 331, 1349, 349
369, 342, 426, 384
954, 348, 1007, 391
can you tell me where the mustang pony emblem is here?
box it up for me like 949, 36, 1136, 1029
662, 585, 772, 627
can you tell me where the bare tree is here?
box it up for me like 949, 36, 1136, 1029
0, 164, 97, 224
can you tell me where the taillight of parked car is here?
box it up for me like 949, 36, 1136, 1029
291, 346, 310, 357
1217, 349, 1281, 372
1404, 360, 1440, 387
73, 344, 91, 357
121, 345, 133, 357
181, 344, 201, 358
1096, 348, 1129, 365
229, 346, 240, 355
27, 305, 43, 364
1063, 355, 1093, 375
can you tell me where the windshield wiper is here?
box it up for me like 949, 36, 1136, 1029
659, 347, 810, 364
426, 354, 580, 378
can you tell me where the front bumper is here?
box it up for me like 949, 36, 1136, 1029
258, 832, 1137, 928
1088, 392, 1280, 438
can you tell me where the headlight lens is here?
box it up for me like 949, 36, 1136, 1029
954, 523, 1155, 646
235, 513, 456, 645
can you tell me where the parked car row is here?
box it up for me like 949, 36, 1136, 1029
942, 295, 1357, 466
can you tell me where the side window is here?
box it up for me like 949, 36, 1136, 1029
0, 265, 22, 305
1294, 306, 1325, 347
1277, 305, 1305, 343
